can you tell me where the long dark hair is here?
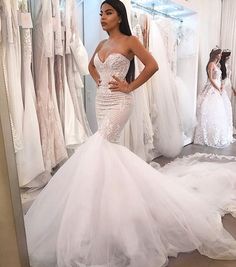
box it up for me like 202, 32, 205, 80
101, 0, 135, 83
206, 48, 222, 78
220, 51, 231, 80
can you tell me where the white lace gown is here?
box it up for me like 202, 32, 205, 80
120, 23, 154, 161
148, 20, 183, 158
31, 0, 68, 171
194, 66, 233, 147
16, 0, 47, 188
1, 0, 24, 152
25, 53, 236, 267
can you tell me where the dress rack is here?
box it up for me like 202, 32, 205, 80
131, 1, 183, 23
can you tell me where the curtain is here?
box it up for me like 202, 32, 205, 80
220, 0, 236, 91
196, 0, 222, 91
220, 0, 236, 127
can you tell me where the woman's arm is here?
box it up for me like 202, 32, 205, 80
88, 40, 106, 86
109, 36, 158, 93
208, 63, 221, 92
128, 36, 158, 92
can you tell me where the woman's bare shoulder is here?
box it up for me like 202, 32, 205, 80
96, 39, 108, 51
208, 62, 216, 69
126, 35, 139, 43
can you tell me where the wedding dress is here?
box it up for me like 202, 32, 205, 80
0, 0, 46, 187
120, 22, 154, 161
0, 0, 24, 152
194, 65, 233, 147
148, 20, 183, 158
15, 0, 48, 188
25, 53, 236, 267
31, 0, 68, 171
175, 76, 196, 139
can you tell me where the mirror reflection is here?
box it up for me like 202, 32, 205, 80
0, 0, 236, 266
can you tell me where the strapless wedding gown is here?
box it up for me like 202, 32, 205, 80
194, 66, 233, 147
25, 53, 236, 267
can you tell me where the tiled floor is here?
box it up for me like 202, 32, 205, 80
154, 140, 236, 267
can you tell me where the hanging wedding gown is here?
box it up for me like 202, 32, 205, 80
25, 53, 236, 267
158, 18, 196, 140
0, 0, 46, 187
64, 0, 92, 138
16, 0, 48, 187
148, 20, 183, 157
120, 22, 154, 161
175, 76, 196, 138
31, 0, 68, 171
194, 66, 233, 147
0, 0, 24, 152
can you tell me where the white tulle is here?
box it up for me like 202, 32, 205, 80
25, 53, 236, 267
148, 20, 183, 158
120, 23, 154, 162
159, 153, 236, 217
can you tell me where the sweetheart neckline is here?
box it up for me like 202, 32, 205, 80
96, 52, 130, 64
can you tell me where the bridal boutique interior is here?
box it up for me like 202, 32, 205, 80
0, 0, 236, 266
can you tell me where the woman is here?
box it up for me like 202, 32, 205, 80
194, 48, 233, 147
25, 2, 236, 267
220, 49, 236, 100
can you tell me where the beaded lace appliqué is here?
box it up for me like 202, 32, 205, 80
94, 53, 134, 143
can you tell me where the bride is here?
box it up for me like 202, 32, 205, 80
194, 47, 233, 147
25, 1, 236, 266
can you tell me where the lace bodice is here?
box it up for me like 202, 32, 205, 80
94, 53, 130, 87
207, 65, 221, 87
212, 66, 221, 80
94, 53, 133, 142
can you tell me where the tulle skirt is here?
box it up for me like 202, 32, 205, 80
25, 132, 236, 267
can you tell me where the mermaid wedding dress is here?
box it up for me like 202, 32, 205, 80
25, 53, 236, 267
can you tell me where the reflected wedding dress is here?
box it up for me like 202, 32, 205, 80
25, 53, 236, 267
194, 65, 233, 147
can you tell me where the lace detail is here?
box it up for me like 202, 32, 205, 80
211, 67, 221, 81
22, 29, 32, 64
179, 152, 236, 161
194, 66, 233, 147
94, 53, 134, 142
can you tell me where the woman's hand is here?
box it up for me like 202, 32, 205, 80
108, 75, 131, 93
96, 79, 101, 88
